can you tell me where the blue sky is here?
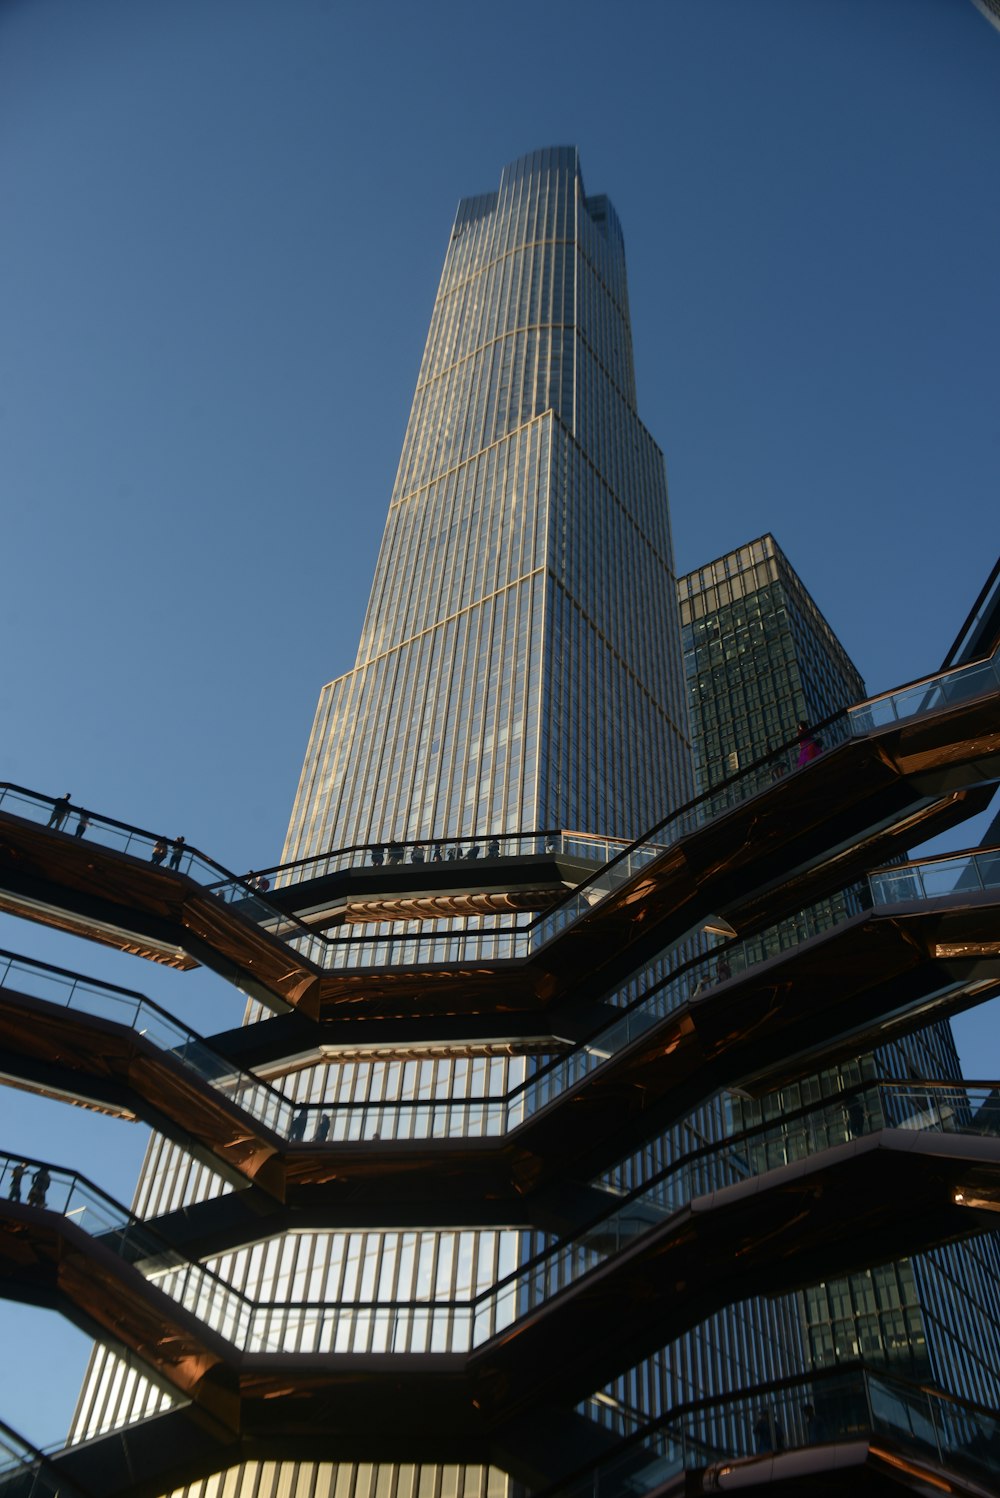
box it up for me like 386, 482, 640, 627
1, 0, 998, 1450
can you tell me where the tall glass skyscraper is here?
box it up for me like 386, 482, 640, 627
264, 148, 805, 1493
284, 147, 691, 859
75, 147, 760, 1497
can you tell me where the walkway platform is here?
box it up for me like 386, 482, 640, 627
1, 885, 997, 1242
0, 669, 996, 1030
1, 1131, 996, 1496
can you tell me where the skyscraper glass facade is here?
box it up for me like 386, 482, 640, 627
285, 148, 691, 859
75, 147, 757, 1497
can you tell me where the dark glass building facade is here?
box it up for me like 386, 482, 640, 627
678, 533, 864, 789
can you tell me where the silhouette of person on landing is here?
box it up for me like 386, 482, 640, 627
28, 1166, 51, 1208
47, 794, 71, 831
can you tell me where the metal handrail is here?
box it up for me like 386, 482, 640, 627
1, 632, 996, 973
2, 842, 991, 1147
537, 1359, 1000, 1497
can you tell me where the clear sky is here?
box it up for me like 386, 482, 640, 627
1, 0, 998, 1452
